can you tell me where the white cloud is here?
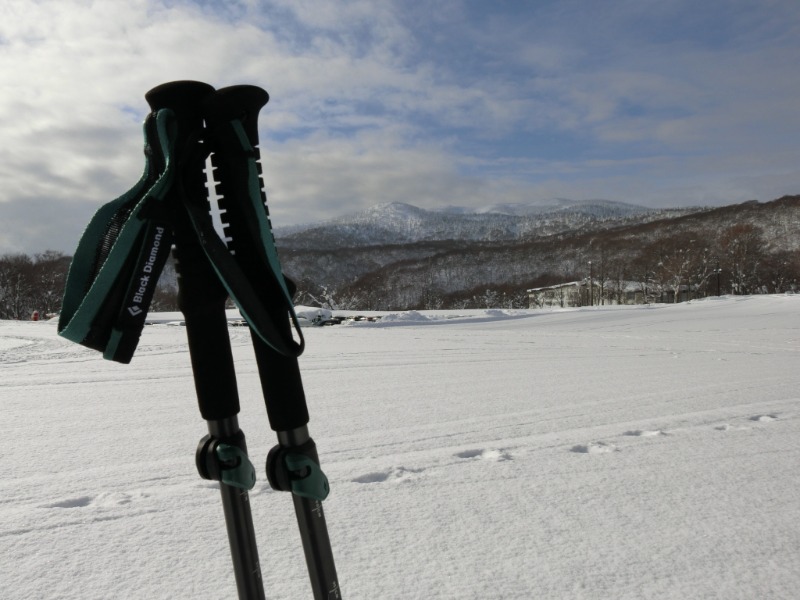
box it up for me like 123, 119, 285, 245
1, 0, 800, 253
263, 128, 483, 223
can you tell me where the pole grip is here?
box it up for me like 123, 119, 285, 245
145, 81, 242, 421
253, 337, 310, 431
201, 85, 311, 429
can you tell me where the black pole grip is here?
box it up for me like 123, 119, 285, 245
144, 81, 242, 421
202, 85, 310, 431
145, 80, 216, 128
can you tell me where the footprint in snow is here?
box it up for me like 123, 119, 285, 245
352, 466, 424, 484
715, 415, 778, 431
454, 448, 513, 462
44, 496, 94, 509
623, 429, 668, 437
42, 491, 149, 509
570, 442, 619, 454
715, 424, 746, 432
749, 414, 779, 423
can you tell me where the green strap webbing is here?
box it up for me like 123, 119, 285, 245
58, 109, 176, 363
181, 118, 304, 358
58, 93, 304, 363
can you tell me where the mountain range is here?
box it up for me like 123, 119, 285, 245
273, 196, 800, 311
274, 199, 693, 249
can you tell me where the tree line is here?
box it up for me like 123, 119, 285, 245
3, 221, 798, 320
525, 223, 799, 309
293, 222, 800, 311
0, 251, 178, 320
0, 251, 71, 320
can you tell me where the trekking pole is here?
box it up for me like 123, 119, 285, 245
201, 86, 342, 600
145, 81, 266, 600
58, 79, 341, 599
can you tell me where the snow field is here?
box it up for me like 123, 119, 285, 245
1, 295, 798, 599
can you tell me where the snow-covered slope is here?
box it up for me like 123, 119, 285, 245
437, 197, 652, 217
274, 200, 690, 248
1, 295, 798, 599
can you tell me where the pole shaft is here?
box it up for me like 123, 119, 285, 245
208, 417, 265, 600
174, 216, 266, 600
254, 335, 342, 599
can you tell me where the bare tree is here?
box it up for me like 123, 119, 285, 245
719, 224, 766, 295
0, 251, 72, 319
649, 234, 702, 302
686, 245, 716, 299
474, 289, 500, 308
760, 250, 800, 293
0, 254, 35, 319
629, 246, 660, 303
419, 287, 444, 310
32, 251, 71, 316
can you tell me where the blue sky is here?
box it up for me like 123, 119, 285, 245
2, 0, 799, 254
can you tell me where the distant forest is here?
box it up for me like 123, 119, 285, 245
2, 196, 799, 320
0, 251, 180, 321
287, 221, 799, 311
281, 196, 800, 310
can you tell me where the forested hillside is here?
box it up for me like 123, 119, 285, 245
277, 196, 800, 310
2, 196, 798, 318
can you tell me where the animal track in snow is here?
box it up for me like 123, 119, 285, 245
44, 496, 94, 509
715, 424, 748, 432
42, 491, 150, 510
715, 414, 780, 431
454, 448, 513, 462
749, 414, 779, 423
623, 429, 668, 437
352, 466, 424, 484
570, 442, 619, 454
352, 449, 514, 486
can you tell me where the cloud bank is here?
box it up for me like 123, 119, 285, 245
2, 0, 799, 253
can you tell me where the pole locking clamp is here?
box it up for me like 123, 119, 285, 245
266, 440, 330, 501
196, 434, 257, 491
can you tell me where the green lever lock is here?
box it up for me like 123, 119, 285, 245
216, 443, 256, 491
285, 453, 330, 501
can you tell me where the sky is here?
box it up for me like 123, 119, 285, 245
2, 0, 800, 255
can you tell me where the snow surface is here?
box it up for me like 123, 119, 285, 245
1, 296, 799, 599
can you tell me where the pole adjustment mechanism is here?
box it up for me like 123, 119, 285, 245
267, 439, 330, 501
197, 433, 257, 491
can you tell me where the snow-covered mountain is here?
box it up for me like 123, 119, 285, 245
275, 195, 800, 311
275, 200, 687, 249
435, 198, 652, 217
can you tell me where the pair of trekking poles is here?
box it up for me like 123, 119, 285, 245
57, 81, 341, 599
